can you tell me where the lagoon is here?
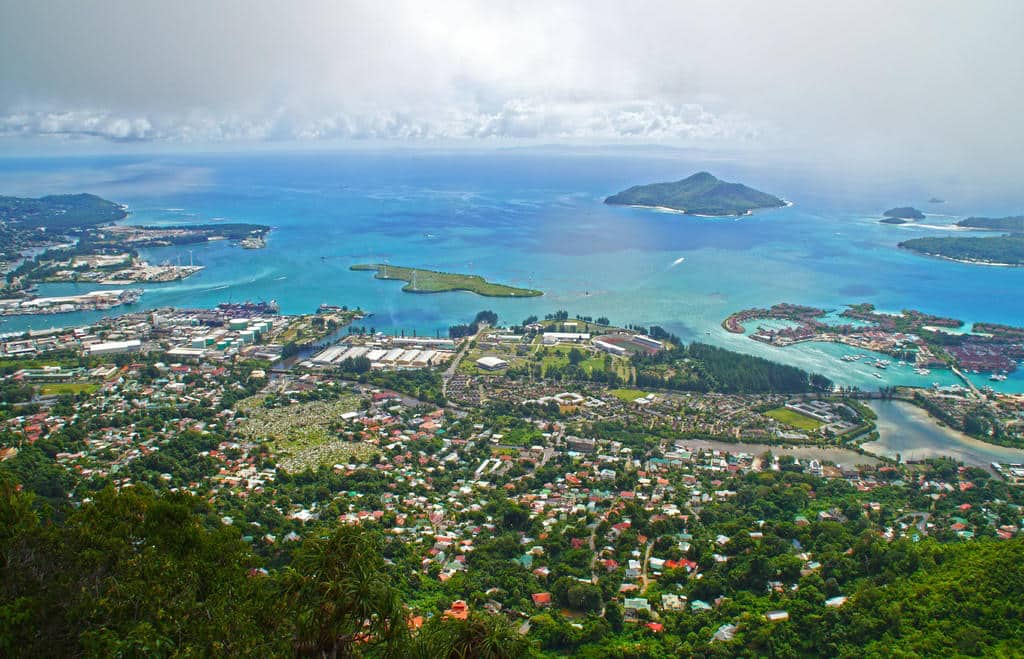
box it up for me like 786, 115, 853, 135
1, 150, 1022, 392
863, 400, 1024, 469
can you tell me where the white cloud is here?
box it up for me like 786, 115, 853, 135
0, 99, 761, 145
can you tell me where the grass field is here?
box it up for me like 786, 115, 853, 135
40, 383, 99, 395
351, 264, 542, 297
766, 407, 824, 431
610, 388, 648, 402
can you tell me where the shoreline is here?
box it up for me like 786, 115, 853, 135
619, 203, 790, 218
899, 247, 1022, 268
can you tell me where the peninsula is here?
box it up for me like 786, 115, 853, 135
604, 171, 785, 216
880, 207, 925, 224
351, 264, 542, 297
0, 193, 272, 304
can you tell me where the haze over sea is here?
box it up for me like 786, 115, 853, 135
2, 149, 1023, 393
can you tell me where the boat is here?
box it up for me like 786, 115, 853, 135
990, 373, 1007, 382
217, 300, 280, 315
873, 372, 883, 379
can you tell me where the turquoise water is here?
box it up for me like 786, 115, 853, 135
864, 400, 1024, 468
1, 150, 1023, 392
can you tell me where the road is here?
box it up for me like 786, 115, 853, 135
442, 325, 486, 397
640, 540, 654, 589
894, 512, 931, 535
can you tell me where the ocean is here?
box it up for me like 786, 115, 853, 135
1, 149, 1023, 392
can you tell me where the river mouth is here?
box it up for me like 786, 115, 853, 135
862, 399, 1024, 469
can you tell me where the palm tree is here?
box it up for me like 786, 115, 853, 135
282, 525, 408, 658
411, 612, 531, 659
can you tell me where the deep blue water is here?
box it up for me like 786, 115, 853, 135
1, 149, 1022, 392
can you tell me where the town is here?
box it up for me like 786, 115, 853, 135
1, 302, 1023, 655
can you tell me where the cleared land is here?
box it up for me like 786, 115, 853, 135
40, 383, 100, 395
610, 388, 648, 402
351, 264, 542, 297
766, 407, 824, 431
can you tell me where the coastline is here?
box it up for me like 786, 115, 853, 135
900, 247, 1022, 268
619, 203, 788, 218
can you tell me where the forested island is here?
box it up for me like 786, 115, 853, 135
880, 207, 925, 224
351, 263, 542, 297
956, 215, 1024, 232
604, 172, 786, 216
899, 234, 1024, 266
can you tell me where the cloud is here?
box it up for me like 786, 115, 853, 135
0, 111, 156, 141
0, 99, 762, 144
0, 0, 1022, 182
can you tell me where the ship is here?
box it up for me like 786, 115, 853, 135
217, 300, 279, 315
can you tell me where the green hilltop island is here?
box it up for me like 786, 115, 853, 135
880, 206, 926, 224
604, 171, 786, 216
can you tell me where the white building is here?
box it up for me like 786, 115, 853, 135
476, 356, 509, 370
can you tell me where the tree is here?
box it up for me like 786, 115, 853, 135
411, 612, 530, 659
281, 525, 408, 657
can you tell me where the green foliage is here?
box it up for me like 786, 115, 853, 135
633, 342, 831, 394
900, 234, 1024, 265
0, 193, 126, 229
605, 171, 785, 216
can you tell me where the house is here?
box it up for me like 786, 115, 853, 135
531, 592, 552, 608
623, 597, 650, 615
765, 610, 790, 622
444, 600, 469, 621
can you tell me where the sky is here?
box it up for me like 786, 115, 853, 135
1, 1, 1022, 185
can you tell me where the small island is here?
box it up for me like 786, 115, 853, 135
351, 264, 542, 297
955, 216, 1024, 232
880, 207, 925, 224
604, 171, 786, 216
898, 234, 1024, 266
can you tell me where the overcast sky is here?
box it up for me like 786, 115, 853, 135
1, 0, 1022, 179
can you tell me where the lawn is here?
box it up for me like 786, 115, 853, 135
610, 388, 648, 402
40, 383, 99, 395
351, 263, 542, 297
766, 407, 824, 431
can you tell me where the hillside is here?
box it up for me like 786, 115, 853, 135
899, 234, 1024, 266
0, 193, 127, 230
605, 172, 785, 216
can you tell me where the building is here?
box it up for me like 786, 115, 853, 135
542, 332, 591, 345
632, 335, 664, 350
87, 339, 142, 356
593, 339, 626, 356
476, 356, 509, 371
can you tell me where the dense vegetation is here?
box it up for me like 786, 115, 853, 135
351, 264, 542, 297
882, 206, 924, 220
633, 341, 832, 394
0, 482, 527, 658
899, 234, 1024, 265
4, 470, 1021, 657
956, 215, 1024, 232
0, 193, 127, 229
605, 171, 785, 216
